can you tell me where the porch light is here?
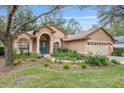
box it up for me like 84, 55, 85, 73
110, 45, 113, 47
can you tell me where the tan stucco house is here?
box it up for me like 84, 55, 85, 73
13, 25, 115, 56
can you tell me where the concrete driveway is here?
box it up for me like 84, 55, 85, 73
108, 56, 124, 64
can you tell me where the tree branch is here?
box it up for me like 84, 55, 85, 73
119, 5, 124, 10
16, 5, 63, 32
6, 5, 18, 34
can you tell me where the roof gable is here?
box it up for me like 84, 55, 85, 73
16, 32, 36, 38
63, 27, 115, 42
86, 28, 115, 42
33, 25, 66, 36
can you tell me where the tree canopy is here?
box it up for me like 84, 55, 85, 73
98, 5, 124, 26
40, 15, 82, 34
12, 6, 38, 32
98, 5, 124, 36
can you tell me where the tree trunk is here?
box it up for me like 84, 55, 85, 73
4, 36, 14, 66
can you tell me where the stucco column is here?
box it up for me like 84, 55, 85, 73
37, 37, 40, 53
13, 40, 17, 50
50, 38, 53, 54
29, 40, 32, 53
14, 40, 19, 52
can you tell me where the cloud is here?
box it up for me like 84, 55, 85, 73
64, 16, 97, 20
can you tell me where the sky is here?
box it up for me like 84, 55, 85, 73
0, 5, 99, 31
31, 6, 99, 31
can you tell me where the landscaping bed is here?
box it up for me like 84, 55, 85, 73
0, 48, 120, 74
0, 49, 123, 88
51, 48, 120, 66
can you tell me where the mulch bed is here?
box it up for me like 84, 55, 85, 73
0, 57, 47, 75
0, 56, 120, 75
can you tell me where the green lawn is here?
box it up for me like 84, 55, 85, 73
0, 64, 124, 88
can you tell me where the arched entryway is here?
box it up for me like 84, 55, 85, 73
40, 34, 50, 54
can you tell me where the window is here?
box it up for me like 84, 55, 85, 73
18, 38, 29, 51
53, 42, 59, 49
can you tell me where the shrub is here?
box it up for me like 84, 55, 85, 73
43, 60, 50, 67
111, 59, 120, 64
63, 63, 70, 69
13, 59, 21, 65
36, 54, 43, 58
112, 48, 124, 56
30, 53, 43, 58
85, 55, 109, 66
80, 63, 87, 69
13, 50, 43, 59
20, 49, 24, 55
52, 48, 85, 60
0, 46, 4, 56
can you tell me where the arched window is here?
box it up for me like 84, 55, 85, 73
53, 42, 59, 49
18, 38, 29, 51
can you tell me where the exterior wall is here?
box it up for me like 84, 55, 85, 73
83, 40, 88, 54
52, 27, 65, 48
88, 29, 112, 41
14, 27, 65, 54
86, 29, 114, 55
13, 27, 114, 56
13, 33, 33, 52
62, 29, 114, 55
35, 27, 65, 54
32, 38, 37, 53
63, 40, 85, 54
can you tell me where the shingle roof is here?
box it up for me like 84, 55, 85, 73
62, 31, 91, 41
63, 27, 115, 42
62, 28, 101, 41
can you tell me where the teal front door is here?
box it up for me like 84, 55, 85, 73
40, 41, 47, 54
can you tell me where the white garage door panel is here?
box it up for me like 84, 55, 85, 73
87, 43, 110, 55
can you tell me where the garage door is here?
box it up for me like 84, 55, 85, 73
87, 42, 110, 55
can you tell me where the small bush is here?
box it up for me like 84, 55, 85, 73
85, 55, 109, 66
52, 48, 85, 60
36, 54, 43, 58
43, 60, 50, 67
30, 53, 43, 58
13, 59, 21, 65
0, 46, 4, 56
111, 59, 120, 64
80, 63, 87, 69
112, 48, 124, 56
20, 49, 24, 55
13, 50, 43, 59
63, 63, 70, 69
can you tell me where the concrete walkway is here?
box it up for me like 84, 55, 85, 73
108, 56, 124, 64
